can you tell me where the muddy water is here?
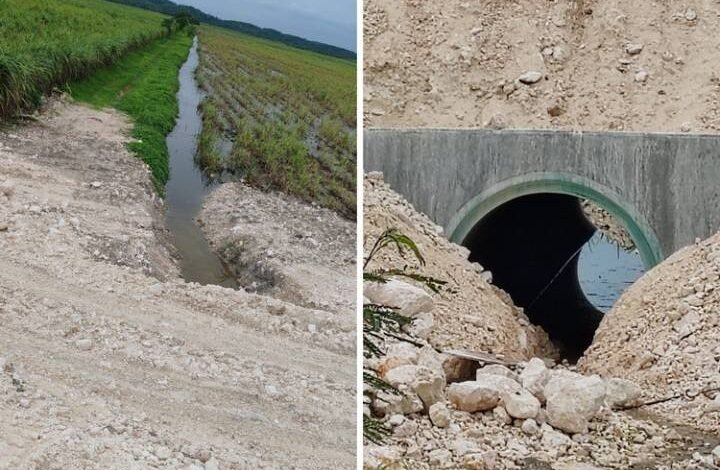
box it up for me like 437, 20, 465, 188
578, 232, 645, 312
165, 37, 236, 288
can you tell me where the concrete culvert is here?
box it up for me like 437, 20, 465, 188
462, 193, 645, 361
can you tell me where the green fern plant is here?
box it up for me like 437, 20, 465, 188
362, 228, 446, 445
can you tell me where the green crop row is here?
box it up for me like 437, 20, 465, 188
195, 25, 357, 217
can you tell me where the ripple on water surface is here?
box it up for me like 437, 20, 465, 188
578, 232, 645, 312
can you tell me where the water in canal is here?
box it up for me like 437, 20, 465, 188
165, 37, 237, 288
578, 231, 645, 312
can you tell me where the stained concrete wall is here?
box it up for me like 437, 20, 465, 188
364, 128, 720, 260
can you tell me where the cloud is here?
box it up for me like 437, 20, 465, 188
174, 0, 356, 51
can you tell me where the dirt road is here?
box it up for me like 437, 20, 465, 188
0, 100, 355, 469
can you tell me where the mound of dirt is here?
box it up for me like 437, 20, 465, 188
363, 172, 554, 361
364, 0, 720, 132
580, 231, 720, 435
0, 99, 354, 469
363, 174, 720, 468
198, 182, 356, 317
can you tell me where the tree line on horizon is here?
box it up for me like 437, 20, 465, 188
107, 0, 357, 60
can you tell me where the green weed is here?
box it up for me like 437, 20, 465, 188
71, 33, 193, 188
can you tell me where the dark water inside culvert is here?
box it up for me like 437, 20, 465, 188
464, 194, 647, 360
165, 36, 236, 288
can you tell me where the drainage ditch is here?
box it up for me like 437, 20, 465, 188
165, 37, 237, 288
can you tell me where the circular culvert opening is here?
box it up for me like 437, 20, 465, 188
577, 212, 645, 313
462, 193, 647, 361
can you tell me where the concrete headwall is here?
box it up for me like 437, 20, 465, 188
364, 128, 720, 263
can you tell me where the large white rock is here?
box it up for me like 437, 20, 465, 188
605, 378, 642, 408
476, 364, 520, 383
364, 280, 434, 317
475, 372, 522, 395
412, 367, 445, 409
544, 373, 606, 434
448, 381, 501, 412
520, 358, 552, 402
383, 365, 420, 387
377, 342, 418, 374
382, 364, 445, 410
503, 389, 541, 419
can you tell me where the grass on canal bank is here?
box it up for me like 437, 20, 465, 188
0, 0, 166, 117
71, 33, 193, 187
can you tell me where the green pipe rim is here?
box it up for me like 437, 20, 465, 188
447, 172, 664, 268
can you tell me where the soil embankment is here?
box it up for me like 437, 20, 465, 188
364, 0, 720, 132
0, 99, 355, 469
364, 173, 554, 361
199, 183, 356, 317
363, 174, 720, 469
580, 233, 720, 435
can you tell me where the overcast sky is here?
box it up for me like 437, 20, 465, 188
174, 0, 356, 51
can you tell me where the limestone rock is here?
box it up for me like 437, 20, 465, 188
493, 404, 512, 425
393, 419, 418, 438
625, 43, 644, 55
412, 367, 446, 409
518, 71, 543, 84
448, 381, 501, 412
409, 311, 434, 339
475, 372, 522, 395
377, 342, 418, 375
544, 373, 606, 434
605, 378, 642, 408
417, 346, 446, 380
520, 358, 552, 402
364, 279, 434, 317
429, 402, 451, 428
521, 418, 539, 435
503, 389, 541, 419
712, 445, 720, 465
75, 338, 93, 351
383, 365, 445, 410
373, 390, 424, 416
540, 423, 573, 453
383, 364, 420, 387
634, 70, 649, 83
476, 364, 519, 383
